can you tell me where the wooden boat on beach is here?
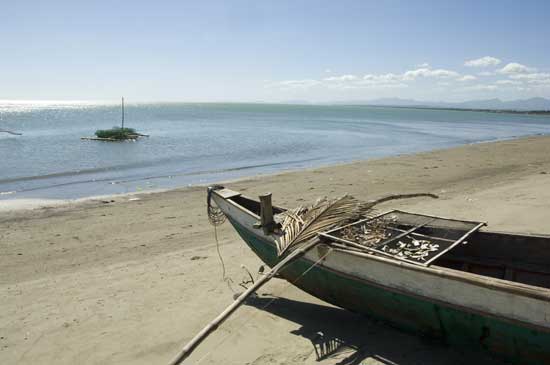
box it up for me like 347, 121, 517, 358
208, 186, 550, 364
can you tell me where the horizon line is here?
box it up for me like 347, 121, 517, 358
1, 96, 549, 105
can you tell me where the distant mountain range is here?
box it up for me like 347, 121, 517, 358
347, 97, 550, 111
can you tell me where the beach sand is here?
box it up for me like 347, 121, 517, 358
2, 135, 550, 364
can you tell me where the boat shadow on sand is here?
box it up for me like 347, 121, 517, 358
244, 294, 504, 365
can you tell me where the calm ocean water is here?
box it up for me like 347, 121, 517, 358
1, 102, 549, 200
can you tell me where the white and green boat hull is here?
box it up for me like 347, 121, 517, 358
212, 190, 550, 364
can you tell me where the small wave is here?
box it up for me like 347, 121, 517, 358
2, 156, 322, 195
112, 157, 322, 184
0, 161, 160, 185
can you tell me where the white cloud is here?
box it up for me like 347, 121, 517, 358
457, 75, 477, 82
362, 73, 402, 83
333, 82, 408, 90
509, 72, 550, 80
271, 60, 549, 97
416, 62, 430, 68
495, 80, 522, 85
430, 69, 460, 78
402, 67, 459, 81
402, 68, 430, 80
465, 84, 498, 91
276, 79, 321, 89
498, 62, 535, 74
464, 56, 501, 67
324, 74, 357, 82
528, 79, 550, 85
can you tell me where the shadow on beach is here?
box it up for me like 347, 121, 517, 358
244, 294, 504, 365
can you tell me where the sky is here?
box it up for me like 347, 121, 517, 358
1, 0, 549, 103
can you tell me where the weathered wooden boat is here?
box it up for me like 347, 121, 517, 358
209, 186, 550, 364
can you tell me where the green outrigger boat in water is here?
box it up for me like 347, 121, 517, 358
209, 186, 550, 364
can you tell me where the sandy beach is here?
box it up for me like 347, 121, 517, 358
2, 135, 550, 365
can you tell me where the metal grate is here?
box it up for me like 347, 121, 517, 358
319, 210, 486, 266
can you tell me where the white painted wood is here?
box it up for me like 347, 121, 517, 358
216, 188, 241, 199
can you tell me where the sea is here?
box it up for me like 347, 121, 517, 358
1, 101, 549, 201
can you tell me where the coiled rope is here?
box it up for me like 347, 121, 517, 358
207, 185, 226, 227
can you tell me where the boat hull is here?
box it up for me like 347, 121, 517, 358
226, 215, 550, 364
213, 192, 550, 364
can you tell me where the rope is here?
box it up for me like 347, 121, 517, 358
213, 225, 227, 281
201, 187, 331, 360
207, 186, 226, 227
195, 247, 333, 364
207, 186, 229, 282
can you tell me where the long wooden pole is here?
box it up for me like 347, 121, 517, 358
168, 238, 321, 365
121, 97, 125, 129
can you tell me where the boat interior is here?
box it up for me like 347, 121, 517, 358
229, 194, 286, 216
225, 194, 550, 290
434, 231, 550, 290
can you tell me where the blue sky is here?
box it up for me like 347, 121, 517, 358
1, 0, 549, 102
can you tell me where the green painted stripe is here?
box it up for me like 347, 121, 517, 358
228, 218, 550, 365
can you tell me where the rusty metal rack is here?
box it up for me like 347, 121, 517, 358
319, 210, 486, 266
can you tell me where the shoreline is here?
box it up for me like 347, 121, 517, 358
2, 134, 550, 364
1, 133, 548, 214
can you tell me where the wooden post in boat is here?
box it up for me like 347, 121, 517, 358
168, 238, 322, 365
259, 193, 274, 235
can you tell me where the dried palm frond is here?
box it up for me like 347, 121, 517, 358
275, 192, 438, 257
276, 195, 367, 256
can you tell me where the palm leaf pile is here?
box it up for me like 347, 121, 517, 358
275, 193, 438, 257
276, 195, 373, 256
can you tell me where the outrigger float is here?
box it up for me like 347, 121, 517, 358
171, 186, 550, 364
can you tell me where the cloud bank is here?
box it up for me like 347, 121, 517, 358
270, 57, 549, 98
464, 56, 501, 67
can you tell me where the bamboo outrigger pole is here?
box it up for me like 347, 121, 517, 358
168, 238, 322, 365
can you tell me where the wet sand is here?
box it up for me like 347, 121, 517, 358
2, 135, 550, 364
